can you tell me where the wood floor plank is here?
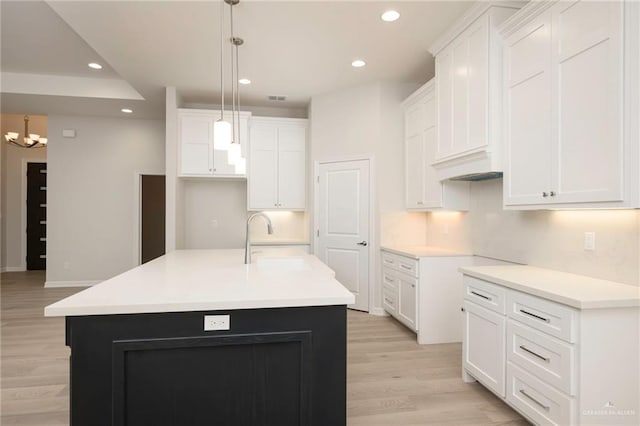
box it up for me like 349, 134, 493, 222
1, 270, 526, 425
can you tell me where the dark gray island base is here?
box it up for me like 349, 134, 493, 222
66, 305, 347, 426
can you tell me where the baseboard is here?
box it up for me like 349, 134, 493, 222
45, 280, 100, 288
369, 307, 389, 317
1, 266, 26, 273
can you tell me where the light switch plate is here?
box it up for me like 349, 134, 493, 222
204, 314, 230, 331
584, 232, 596, 251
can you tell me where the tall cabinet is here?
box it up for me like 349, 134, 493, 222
501, 0, 639, 209
403, 80, 469, 210
248, 117, 307, 210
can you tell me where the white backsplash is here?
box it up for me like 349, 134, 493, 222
425, 179, 640, 286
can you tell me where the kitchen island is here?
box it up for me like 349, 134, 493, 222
45, 249, 354, 426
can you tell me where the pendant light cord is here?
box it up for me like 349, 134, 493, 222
230, 2, 236, 144
220, 0, 225, 118
236, 41, 241, 145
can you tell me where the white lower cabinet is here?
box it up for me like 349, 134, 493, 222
462, 273, 640, 425
462, 300, 506, 397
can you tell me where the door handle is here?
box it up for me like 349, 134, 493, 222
357, 241, 368, 246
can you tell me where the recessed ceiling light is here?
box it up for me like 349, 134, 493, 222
239, 78, 251, 85
88, 62, 103, 70
121, 108, 133, 114
381, 10, 400, 22
351, 59, 366, 68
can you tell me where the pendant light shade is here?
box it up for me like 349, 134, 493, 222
227, 142, 241, 165
214, 119, 231, 150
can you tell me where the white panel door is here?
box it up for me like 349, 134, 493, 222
317, 160, 370, 312
277, 125, 306, 209
553, 0, 623, 203
463, 300, 506, 397
180, 114, 213, 175
504, 14, 554, 205
248, 122, 278, 209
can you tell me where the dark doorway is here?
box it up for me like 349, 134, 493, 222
141, 175, 166, 264
26, 162, 47, 270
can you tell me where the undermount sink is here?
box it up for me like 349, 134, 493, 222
254, 256, 310, 271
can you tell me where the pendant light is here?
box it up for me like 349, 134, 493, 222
213, 0, 231, 150
226, 0, 243, 165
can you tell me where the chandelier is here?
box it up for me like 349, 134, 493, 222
4, 115, 47, 148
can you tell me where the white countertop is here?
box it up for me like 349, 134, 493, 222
44, 249, 354, 317
381, 245, 472, 259
460, 265, 640, 309
251, 240, 310, 246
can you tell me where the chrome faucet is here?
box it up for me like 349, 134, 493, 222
244, 212, 274, 264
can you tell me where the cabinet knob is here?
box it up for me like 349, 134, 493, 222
550, 191, 556, 197
461, 307, 465, 312
542, 192, 548, 197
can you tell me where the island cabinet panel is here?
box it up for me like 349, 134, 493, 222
66, 305, 347, 426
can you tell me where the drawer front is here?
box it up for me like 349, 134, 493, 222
508, 291, 577, 343
507, 363, 574, 426
395, 256, 418, 278
381, 251, 419, 277
463, 276, 506, 314
382, 286, 397, 316
507, 320, 575, 395
382, 267, 399, 291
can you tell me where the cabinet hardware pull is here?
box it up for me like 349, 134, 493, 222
519, 389, 550, 411
417, 201, 424, 205
470, 291, 491, 301
542, 192, 548, 197
384, 259, 393, 264
519, 345, 550, 362
519, 309, 550, 323
384, 297, 393, 304
550, 191, 556, 197
357, 241, 368, 246
400, 264, 412, 270
410, 284, 415, 288
384, 276, 394, 283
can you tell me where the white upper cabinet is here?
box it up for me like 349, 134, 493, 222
501, 0, 639, 209
178, 109, 250, 178
428, 2, 522, 180
248, 117, 307, 211
403, 80, 469, 210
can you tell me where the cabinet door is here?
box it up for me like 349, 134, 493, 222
405, 132, 425, 208
277, 125, 306, 209
552, 0, 624, 203
180, 114, 213, 175
466, 18, 489, 152
504, 13, 554, 205
397, 274, 418, 331
463, 300, 506, 397
451, 37, 469, 156
436, 50, 454, 159
248, 123, 278, 209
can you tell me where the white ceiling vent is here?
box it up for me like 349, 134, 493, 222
268, 95, 287, 101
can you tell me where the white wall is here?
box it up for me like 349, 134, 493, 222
426, 179, 640, 286
46, 115, 164, 285
1, 114, 48, 272
309, 81, 425, 314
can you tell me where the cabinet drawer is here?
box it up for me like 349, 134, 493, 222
382, 286, 397, 316
463, 276, 506, 314
507, 291, 577, 343
507, 320, 575, 396
381, 267, 399, 291
381, 251, 419, 277
507, 363, 573, 426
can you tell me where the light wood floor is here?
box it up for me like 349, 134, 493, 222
1, 271, 527, 425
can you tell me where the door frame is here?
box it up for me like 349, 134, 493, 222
313, 155, 376, 314
132, 171, 165, 266
21, 158, 47, 272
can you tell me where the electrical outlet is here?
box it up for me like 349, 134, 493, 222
584, 232, 596, 251
204, 315, 230, 331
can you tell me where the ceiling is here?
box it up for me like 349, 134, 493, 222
1, 1, 472, 119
